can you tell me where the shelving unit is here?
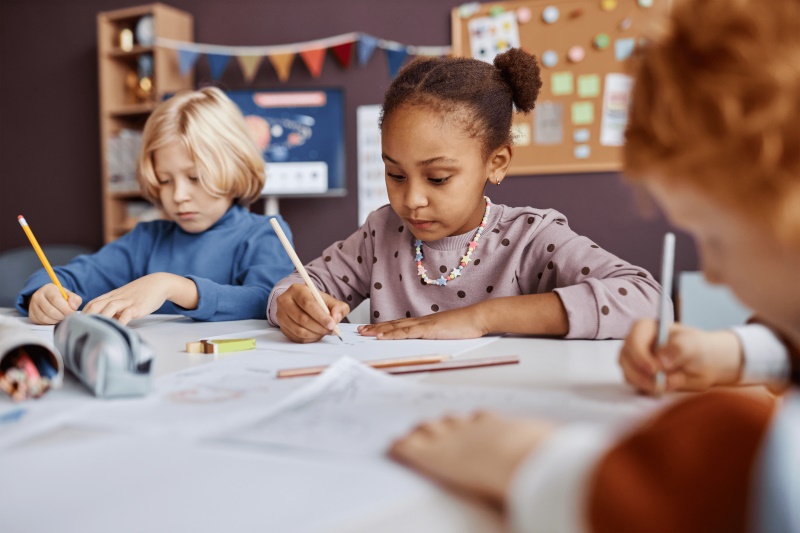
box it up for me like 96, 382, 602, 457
97, 3, 193, 243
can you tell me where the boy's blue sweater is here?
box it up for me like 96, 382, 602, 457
17, 206, 295, 321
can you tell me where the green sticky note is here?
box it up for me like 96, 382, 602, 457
577, 74, 601, 98
571, 101, 594, 125
551, 72, 573, 95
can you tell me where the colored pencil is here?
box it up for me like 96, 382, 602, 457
278, 354, 452, 378
17, 215, 69, 301
654, 232, 676, 395
269, 218, 343, 341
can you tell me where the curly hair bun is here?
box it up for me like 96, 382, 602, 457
493, 48, 542, 113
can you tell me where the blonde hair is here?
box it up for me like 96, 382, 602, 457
624, 0, 800, 232
137, 87, 265, 206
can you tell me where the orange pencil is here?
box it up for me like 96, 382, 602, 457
278, 354, 451, 378
17, 215, 69, 301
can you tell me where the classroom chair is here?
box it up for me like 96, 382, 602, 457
0, 245, 94, 307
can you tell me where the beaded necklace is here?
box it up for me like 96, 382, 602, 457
415, 196, 491, 286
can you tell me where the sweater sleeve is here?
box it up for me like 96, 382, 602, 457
267, 216, 377, 326
178, 215, 296, 322
731, 324, 791, 385
524, 213, 665, 339
15, 225, 152, 315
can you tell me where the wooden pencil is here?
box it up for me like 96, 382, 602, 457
17, 215, 69, 301
270, 218, 343, 341
278, 353, 451, 378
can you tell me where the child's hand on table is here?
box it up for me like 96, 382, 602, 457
28, 284, 82, 324
276, 283, 349, 343
358, 305, 489, 340
619, 319, 743, 395
83, 273, 197, 325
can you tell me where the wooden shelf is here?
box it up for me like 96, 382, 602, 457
108, 45, 154, 58
107, 102, 158, 117
98, 3, 194, 243
111, 190, 144, 199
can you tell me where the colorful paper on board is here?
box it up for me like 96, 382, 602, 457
577, 74, 601, 98
468, 12, 520, 64
615, 38, 636, 62
600, 73, 633, 146
534, 102, 563, 144
511, 123, 532, 146
551, 72, 574, 95
571, 101, 594, 125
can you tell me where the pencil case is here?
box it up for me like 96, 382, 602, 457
0, 319, 64, 400
54, 313, 154, 398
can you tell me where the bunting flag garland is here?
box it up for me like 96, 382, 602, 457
268, 52, 295, 83
299, 48, 326, 78
177, 49, 200, 76
331, 42, 354, 68
357, 35, 380, 66
237, 55, 263, 84
155, 32, 451, 83
384, 47, 410, 78
207, 53, 231, 81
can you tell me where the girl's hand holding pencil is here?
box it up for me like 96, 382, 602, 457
275, 284, 350, 343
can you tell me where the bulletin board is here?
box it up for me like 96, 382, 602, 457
451, 0, 667, 175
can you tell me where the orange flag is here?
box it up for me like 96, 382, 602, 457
269, 52, 295, 82
237, 55, 263, 84
331, 42, 355, 68
300, 48, 326, 78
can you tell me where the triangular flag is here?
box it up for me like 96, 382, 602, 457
357, 35, 379, 65
207, 53, 231, 81
177, 49, 200, 76
237, 55, 263, 84
299, 48, 326, 78
384, 47, 409, 78
269, 52, 295, 82
331, 42, 355, 68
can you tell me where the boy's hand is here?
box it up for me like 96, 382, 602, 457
358, 305, 489, 340
275, 284, 349, 343
619, 319, 743, 395
28, 284, 82, 325
83, 273, 191, 325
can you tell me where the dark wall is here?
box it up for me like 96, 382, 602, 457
0, 0, 699, 279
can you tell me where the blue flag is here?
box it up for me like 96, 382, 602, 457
177, 49, 200, 76
384, 47, 409, 78
207, 53, 231, 81
357, 34, 379, 66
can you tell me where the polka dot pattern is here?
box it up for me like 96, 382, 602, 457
486, 285, 494, 293
547, 261, 554, 270
581, 267, 590, 275
501, 238, 510, 246
374, 282, 382, 290
406, 311, 411, 318
357, 256, 363, 263
601, 306, 610, 315
342, 275, 350, 283
431, 304, 439, 312
373, 311, 380, 318
618, 287, 627, 295
324, 256, 332, 262
457, 290, 466, 298
547, 244, 555, 252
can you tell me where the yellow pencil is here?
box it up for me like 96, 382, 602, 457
17, 215, 69, 301
269, 218, 343, 341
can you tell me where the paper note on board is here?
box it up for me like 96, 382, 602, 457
600, 73, 633, 146
577, 74, 601, 98
551, 72, 574, 95
533, 102, 563, 144
468, 11, 520, 64
571, 101, 594, 125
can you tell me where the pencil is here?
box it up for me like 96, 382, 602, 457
278, 354, 451, 378
654, 232, 676, 395
17, 215, 69, 301
269, 218, 343, 341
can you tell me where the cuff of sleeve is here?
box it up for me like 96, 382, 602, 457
731, 324, 791, 385
267, 286, 290, 327
178, 276, 217, 321
553, 284, 599, 339
508, 424, 614, 533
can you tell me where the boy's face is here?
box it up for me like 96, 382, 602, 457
380, 105, 508, 241
646, 178, 800, 342
153, 142, 234, 233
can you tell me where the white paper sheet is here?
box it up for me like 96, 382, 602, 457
222, 357, 660, 456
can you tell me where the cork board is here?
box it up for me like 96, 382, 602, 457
451, 0, 668, 175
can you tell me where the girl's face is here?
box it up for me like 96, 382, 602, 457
646, 178, 800, 343
381, 105, 510, 240
153, 142, 234, 233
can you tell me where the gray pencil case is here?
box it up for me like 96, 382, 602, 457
54, 314, 154, 398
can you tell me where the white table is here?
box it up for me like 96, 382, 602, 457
0, 311, 649, 533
